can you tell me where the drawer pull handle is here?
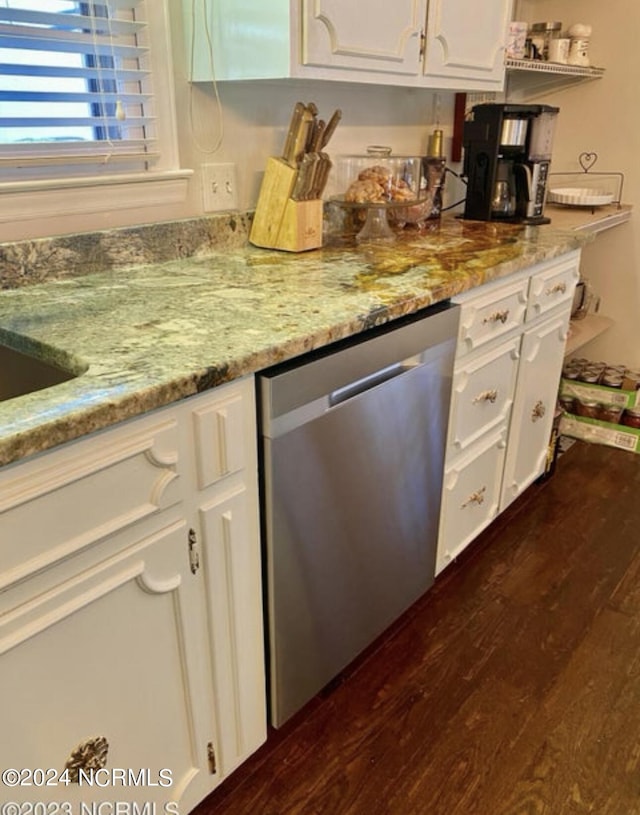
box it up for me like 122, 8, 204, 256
546, 282, 567, 296
531, 400, 546, 422
473, 389, 498, 404
461, 486, 486, 509
483, 309, 509, 324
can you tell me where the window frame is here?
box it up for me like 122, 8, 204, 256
0, 0, 190, 236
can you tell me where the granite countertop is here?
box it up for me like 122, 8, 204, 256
0, 217, 588, 468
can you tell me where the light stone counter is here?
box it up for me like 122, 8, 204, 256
0, 216, 589, 467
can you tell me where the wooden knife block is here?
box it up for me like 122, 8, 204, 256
250, 156, 323, 252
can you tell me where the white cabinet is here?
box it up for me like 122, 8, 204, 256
0, 520, 216, 810
423, 0, 514, 90
184, 0, 513, 90
0, 378, 266, 810
437, 251, 579, 574
302, 0, 425, 77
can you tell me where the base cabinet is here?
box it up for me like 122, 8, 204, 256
184, 0, 512, 90
437, 251, 579, 574
0, 520, 217, 810
0, 378, 266, 811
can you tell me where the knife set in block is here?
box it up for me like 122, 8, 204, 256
249, 156, 324, 252
250, 102, 340, 253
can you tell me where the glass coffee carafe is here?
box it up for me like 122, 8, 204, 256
491, 162, 516, 218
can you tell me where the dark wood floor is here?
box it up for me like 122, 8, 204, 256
195, 440, 640, 815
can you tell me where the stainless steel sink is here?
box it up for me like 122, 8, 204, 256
1, 342, 79, 402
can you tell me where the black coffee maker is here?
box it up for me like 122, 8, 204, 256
462, 103, 559, 224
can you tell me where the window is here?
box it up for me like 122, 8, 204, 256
0, 0, 187, 233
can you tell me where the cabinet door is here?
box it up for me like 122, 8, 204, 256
500, 310, 570, 510
302, 0, 425, 75
423, 0, 512, 89
187, 378, 267, 777
198, 487, 266, 777
0, 521, 221, 811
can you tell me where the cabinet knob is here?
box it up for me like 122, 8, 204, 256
64, 736, 109, 783
531, 400, 546, 422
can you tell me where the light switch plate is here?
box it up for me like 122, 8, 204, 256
201, 163, 238, 212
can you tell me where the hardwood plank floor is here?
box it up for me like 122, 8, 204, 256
194, 440, 640, 815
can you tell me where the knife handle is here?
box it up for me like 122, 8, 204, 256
291, 153, 313, 201
294, 107, 314, 163
310, 120, 325, 153
321, 109, 342, 149
282, 101, 305, 167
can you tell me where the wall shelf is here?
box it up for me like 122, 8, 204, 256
505, 58, 605, 78
505, 58, 605, 97
545, 202, 632, 234
565, 314, 614, 357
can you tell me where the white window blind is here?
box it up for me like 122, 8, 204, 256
0, 0, 158, 174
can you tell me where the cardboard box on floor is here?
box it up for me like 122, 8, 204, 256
559, 413, 640, 454
559, 359, 640, 454
559, 378, 640, 410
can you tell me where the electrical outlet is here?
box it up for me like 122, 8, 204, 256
201, 163, 238, 212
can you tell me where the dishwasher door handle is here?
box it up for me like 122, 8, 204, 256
329, 358, 419, 407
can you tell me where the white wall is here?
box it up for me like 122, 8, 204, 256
514, 0, 640, 366
174, 80, 456, 213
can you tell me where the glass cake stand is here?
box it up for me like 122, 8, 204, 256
332, 196, 430, 243
332, 149, 427, 243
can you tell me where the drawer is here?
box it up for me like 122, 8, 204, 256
455, 277, 528, 355
526, 256, 579, 321
0, 378, 257, 592
448, 336, 520, 454
436, 427, 506, 575
0, 409, 183, 590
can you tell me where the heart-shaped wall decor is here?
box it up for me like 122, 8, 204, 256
579, 152, 598, 172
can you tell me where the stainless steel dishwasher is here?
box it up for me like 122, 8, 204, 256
258, 302, 460, 727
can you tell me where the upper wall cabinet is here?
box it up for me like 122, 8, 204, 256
184, 0, 514, 91
423, 0, 514, 90
302, 0, 424, 77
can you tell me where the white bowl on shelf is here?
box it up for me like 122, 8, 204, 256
548, 187, 614, 207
